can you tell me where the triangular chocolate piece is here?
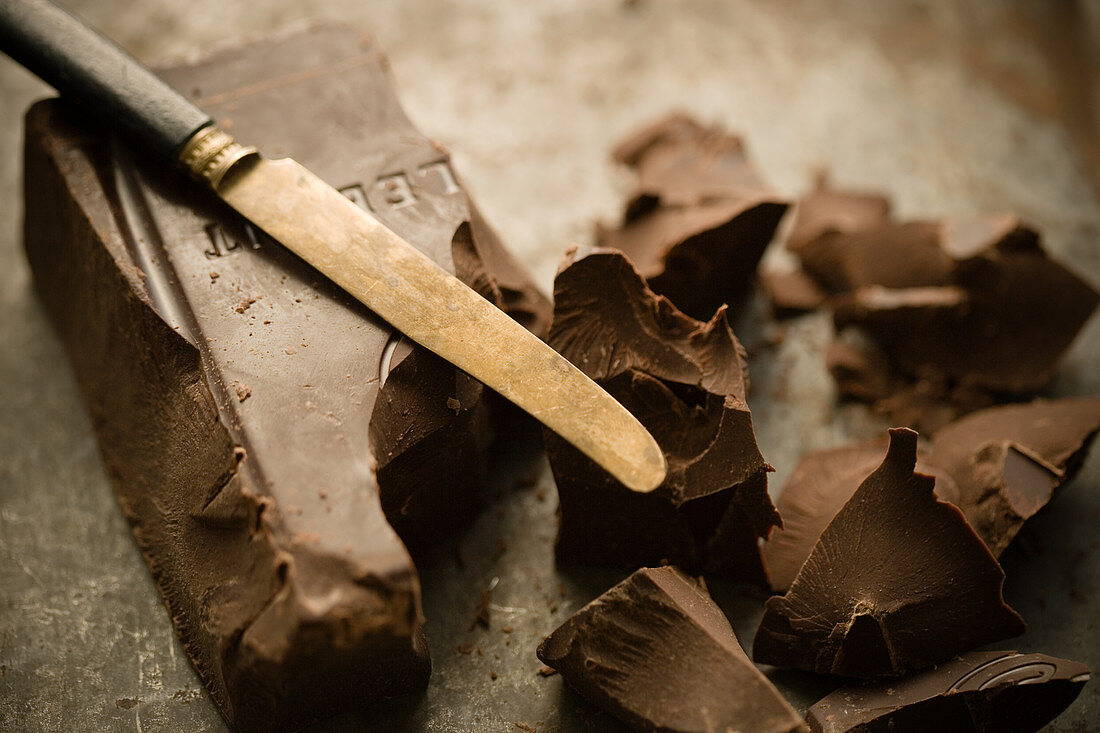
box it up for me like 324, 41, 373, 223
538, 566, 807, 733
761, 438, 959, 593
754, 429, 1025, 678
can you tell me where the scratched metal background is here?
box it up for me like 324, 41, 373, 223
2, 1, 1099, 731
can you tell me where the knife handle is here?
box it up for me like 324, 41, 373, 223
0, 0, 212, 160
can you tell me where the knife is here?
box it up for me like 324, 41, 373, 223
0, 0, 666, 493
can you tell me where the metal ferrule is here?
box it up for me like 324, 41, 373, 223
178, 125, 258, 188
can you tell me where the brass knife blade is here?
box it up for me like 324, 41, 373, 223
212, 149, 666, 493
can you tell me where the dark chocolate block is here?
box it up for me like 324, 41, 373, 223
929, 398, 1100, 556
537, 566, 807, 733
807, 651, 1091, 733
761, 438, 959, 594
23, 24, 549, 731
544, 248, 780, 584
596, 113, 789, 321
754, 429, 1025, 678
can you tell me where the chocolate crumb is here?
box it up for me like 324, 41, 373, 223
469, 589, 492, 630
456, 642, 475, 655
233, 296, 256, 314
234, 382, 252, 402
115, 698, 140, 710
490, 670, 498, 680
501, 626, 514, 634
514, 723, 536, 733
445, 396, 461, 412
537, 665, 557, 677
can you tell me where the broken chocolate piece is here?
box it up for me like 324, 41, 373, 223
807, 651, 1091, 733
23, 25, 548, 731
597, 113, 789, 320
754, 429, 1025, 678
786, 176, 891, 254
538, 567, 807, 733
929, 398, 1100, 556
762, 438, 959, 593
831, 214, 1098, 394
760, 267, 829, 314
544, 248, 779, 584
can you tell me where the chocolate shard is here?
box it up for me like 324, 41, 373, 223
786, 176, 891, 254
544, 248, 780, 584
754, 429, 1025, 678
762, 438, 960, 594
807, 650, 1091, 733
537, 566, 807, 733
597, 113, 789, 320
929, 398, 1100, 556
760, 268, 829, 315
831, 214, 1099, 394
23, 24, 548, 731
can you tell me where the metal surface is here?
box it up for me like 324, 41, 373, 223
178, 125, 256, 187
214, 152, 664, 494
2, 2, 1099, 732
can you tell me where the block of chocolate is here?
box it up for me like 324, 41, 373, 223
596, 113, 789, 320
929, 398, 1100, 556
23, 24, 549, 731
761, 438, 959, 593
806, 651, 1090, 733
544, 248, 780, 584
753, 429, 1025, 678
537, 566, 807, 733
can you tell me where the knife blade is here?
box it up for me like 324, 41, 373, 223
0, 0, 666, 492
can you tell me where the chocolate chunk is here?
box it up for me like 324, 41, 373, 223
597, 114, 789, 320
544, 248, 780, 584
762, 438, 960, 593
760, 268, 829, 315
831, 214, 1098, 394
23, 25, 548, 731
807, 651, 1091, 733
537, 567, 807, 733
929, 398, 1100, 556
786, 176, 891, 255
779, 177, 1098, 415
754, 429, 1025, 678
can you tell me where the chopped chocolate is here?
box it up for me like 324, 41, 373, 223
754, 429, 1025, 678
760, 267, 829, 314
777, 176, 1098, 416
538, 567, 806, 733
762, 437, 960, 593
23, 24, 548, 731
786, 176, 891, 254
544, 248, 780, 584
929, 398, 1100, 556
807, 651, 1091, 733
824, 340, 897, 404
831, 215, 1098, 394
597, 113, 789, 320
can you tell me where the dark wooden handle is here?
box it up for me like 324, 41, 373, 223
0, 0, 212, 160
